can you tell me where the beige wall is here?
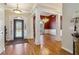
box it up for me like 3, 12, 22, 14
62, 3, 79, 53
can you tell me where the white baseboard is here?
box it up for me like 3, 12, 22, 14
6, 39, 14, 41
61, 47, 73, 54
0, 48, 5, 54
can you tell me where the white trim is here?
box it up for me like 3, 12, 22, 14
61, 47, 73, 54
0, 48, 5, 54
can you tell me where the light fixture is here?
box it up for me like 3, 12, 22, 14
13, 4, 22, 14
42, 17, 49, 23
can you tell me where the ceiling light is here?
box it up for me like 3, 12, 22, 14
42, 17, 49, 23
13, 9, 22, 14
13, 4, 22, 14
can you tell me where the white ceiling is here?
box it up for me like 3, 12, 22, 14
38, 3, 62, 11
5, 3, 62, 14
38, 3, 62, 16
5, 3, 36, 13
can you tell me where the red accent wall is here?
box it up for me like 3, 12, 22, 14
40, 15, 56, 29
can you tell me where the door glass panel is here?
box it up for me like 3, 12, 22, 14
15, 21, 22, 37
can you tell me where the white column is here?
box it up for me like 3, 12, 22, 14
56, 14, 61, 41
35, 9, 41, 45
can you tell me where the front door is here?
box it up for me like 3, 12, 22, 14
14, 20, 24, 39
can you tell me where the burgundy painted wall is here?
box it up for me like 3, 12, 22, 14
40, 15, 56, 29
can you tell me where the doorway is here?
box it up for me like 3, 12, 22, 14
14, 19, 24, 39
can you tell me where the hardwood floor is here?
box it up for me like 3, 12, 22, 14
1, 35, 72, 55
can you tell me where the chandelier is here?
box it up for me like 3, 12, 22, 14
42, 17, 49, 23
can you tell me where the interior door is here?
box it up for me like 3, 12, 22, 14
14, 20, 24, 39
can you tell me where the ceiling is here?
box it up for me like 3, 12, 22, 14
38, 3, 62, 16
5, 3, 36, 13
5, 3, 62, 14
38, 3, 62, 11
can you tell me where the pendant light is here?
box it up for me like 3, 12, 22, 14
13, 4, 22, 14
